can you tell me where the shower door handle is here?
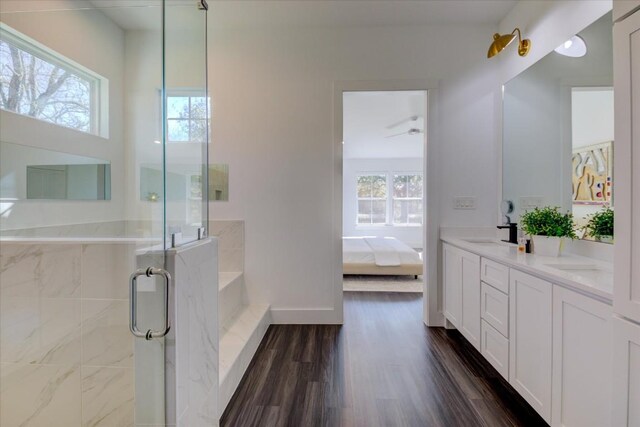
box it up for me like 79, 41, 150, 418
129, 267, 172, 340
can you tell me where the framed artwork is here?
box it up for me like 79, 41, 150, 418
572, 141, 613, 205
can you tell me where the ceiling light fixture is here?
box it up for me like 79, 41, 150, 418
554, 35, 587, 57
487, 28, 531, 58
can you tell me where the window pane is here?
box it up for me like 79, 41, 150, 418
394, 200, 423, 224
190, 119, 207, 143
0, 39, 94, 133
167, 96, 189, 119
371, 175, 387, 198
190, 96, 207, 119
357, 200, 371, 224
371, 200, 386, 224
168, 119, 189, 142
407, 200, 423, 224
408, 175, 423, 198
357, 176, 372, 198
393, 200, 407, 224
393, 175, 408, 198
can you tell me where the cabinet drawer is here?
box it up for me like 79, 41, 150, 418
481, 258, 509, 294
481, 320, 509, 379
481, 282, 509, 337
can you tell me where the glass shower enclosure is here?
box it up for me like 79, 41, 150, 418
0, 0, 209, 425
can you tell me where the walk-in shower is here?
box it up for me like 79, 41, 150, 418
0, 0, 211, 424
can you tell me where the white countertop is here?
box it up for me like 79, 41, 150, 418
441, 236, 613, 303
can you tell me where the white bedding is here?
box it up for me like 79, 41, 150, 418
343, 237, 421, 266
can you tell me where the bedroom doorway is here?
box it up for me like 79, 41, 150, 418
341, 90, 426, 293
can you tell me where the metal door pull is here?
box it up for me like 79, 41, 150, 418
129, 267, 171, 340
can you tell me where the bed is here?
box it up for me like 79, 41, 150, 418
342, 236, 423, 277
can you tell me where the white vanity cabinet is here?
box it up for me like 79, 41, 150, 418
442, 243, 481, 350
551, 286, 612, 427
612, 316, 640, 427
613, 7, 640, 426
443, 243, 462, 328
509, 269, 553, 423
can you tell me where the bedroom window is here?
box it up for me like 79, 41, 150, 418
166, 93, 208, 143
357, 174, 387, 225
393, 174, 423, 225
0, 25, 104, 135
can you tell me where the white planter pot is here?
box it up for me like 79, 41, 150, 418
532, 235, 564, 257
596, 235, 614, 244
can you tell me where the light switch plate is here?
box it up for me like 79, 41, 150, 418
454, 197, 476, 210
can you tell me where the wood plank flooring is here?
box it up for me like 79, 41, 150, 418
221, 292, 547, 427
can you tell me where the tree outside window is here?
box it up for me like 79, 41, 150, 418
0, 30, 98, 134
393, 174, 423, 225
166, 95, 208, 143
357, 174, 387, 224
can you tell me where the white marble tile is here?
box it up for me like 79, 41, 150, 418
210, 221, 244, 250
1, 296, 81, 364
0, 244, 81, 297
166, 238, 218, 426
0, 362, 81, 426
82, 299, 133, 367
81, 366, 134, 427
134, 338, 166, 427
82, 244, 134, 299
219, 248, 244, 273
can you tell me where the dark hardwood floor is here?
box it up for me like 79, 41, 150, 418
221, 292, 547, 427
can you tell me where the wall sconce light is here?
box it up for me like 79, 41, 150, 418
487, 28, 531, 58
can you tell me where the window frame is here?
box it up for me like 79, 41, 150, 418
355, 171, 424, 228
0, 23, 108, 137
356, 173, 388, 226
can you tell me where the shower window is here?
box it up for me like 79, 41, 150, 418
166, 92, 208, 143
0, 25, 104, 135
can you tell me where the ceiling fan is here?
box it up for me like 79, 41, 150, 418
386, 115, 422, 130
385, 128, 424, 138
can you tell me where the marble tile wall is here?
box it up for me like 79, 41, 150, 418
165, 238, 219, 426
0, 242, 136, 427
209, 220, 243, 273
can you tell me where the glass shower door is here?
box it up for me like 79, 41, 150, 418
0, 0, 208, 424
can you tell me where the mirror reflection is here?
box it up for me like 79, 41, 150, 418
0, 141, 111, 200
502, 12, 614, 243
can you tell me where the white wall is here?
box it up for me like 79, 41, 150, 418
0, 0, 125, 230
207, 20, 499, 322
206, 1, 612, 324
343, 157, 423, 248
572, 89, 615, 149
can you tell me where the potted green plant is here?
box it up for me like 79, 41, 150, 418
520, 206, 577, 256
583, 207, 614, 243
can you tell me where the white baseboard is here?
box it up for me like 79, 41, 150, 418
269, 307, 343, 324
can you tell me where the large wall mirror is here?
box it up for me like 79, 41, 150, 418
502, 11, 614, 243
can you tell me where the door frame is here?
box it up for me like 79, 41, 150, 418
332, 79, 442, 326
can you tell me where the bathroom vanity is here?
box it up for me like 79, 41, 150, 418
442, 237, 612, 426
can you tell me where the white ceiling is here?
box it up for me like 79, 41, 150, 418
81, 0, 516, 31
208, 1, 517, 28
343, 91, 425, 159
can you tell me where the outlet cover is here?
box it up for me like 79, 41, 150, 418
454, 197, 476, 210
519, 197, 544, 212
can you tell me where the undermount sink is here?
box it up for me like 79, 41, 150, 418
461, 239, 512, 247
544, 263, 601, 272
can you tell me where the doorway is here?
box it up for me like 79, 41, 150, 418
341, 90, 426, 293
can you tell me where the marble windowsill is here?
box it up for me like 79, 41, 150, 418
441, 236, 613, 303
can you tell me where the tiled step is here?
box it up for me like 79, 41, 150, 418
219, 272, 244, 327
219, 303, 271, 416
